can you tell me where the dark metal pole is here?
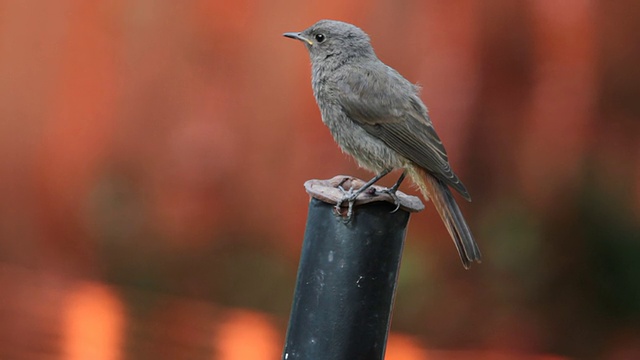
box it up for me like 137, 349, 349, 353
283, 176, 424, 360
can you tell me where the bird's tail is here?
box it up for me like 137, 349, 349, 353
408, 166, 482, 269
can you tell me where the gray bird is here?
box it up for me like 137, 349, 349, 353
284, 20, 481, 268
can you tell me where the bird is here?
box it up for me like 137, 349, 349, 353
284, 20, 481, 268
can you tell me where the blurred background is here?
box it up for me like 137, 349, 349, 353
0, 0, 639, 359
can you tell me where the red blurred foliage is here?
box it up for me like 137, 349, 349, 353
0, 0, 639, 359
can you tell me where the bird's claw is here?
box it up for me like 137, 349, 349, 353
378, 187, 401, 213
334, 184, 359, 220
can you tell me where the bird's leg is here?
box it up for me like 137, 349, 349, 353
335, 169, 392, 218
378, 170, 406, 213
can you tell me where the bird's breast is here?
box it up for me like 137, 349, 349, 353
311, 86, 404, 172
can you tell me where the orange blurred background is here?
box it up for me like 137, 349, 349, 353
1, 1, 639, 359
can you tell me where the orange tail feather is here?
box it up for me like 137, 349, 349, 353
408, 166, 482, 268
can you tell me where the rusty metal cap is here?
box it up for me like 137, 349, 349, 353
304, 175, 425, 213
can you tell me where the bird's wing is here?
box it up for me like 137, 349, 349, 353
337, 66, 471, 201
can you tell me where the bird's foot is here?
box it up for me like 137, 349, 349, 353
377, 187, 401, 213
335, 181, 360, 220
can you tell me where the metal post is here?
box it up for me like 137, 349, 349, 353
283, 176, 424, 360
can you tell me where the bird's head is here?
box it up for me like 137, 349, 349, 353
284, 20, 375, 63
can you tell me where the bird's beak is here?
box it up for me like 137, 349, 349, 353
283, 32, 313, 46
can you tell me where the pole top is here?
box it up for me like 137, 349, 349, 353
304, 175, 425, 213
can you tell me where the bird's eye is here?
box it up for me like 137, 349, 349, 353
314, 34, 326, 43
